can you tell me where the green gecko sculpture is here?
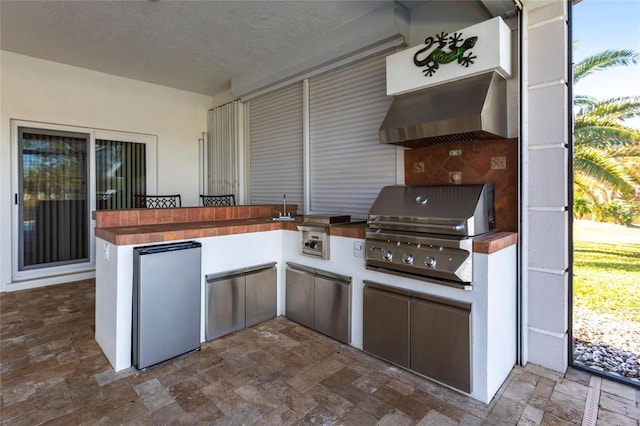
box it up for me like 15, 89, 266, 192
413, 31, 478, 77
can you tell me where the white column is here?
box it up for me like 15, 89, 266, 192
521, 0, 570, 372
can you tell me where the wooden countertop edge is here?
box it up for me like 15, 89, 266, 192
472, 231, 518, 254
95, 218, 299, 245
95, 219, 517, 254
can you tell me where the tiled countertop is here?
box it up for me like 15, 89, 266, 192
94, 204, 367, 246
95, 206, 516, 254
95, 220, 517, 255
95, 216, 366, 246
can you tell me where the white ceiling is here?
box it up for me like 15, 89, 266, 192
1, 0, 416, 97
0, 1, 517, 98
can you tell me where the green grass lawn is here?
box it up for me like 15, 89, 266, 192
573, 220, 640, 323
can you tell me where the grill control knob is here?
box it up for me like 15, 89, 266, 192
309, 241, 317, 249
383, 250, 393, 261
424, 256, 437, 268
402, 253, 414, 264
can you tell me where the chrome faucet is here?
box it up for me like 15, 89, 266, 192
282, 194, 288, 217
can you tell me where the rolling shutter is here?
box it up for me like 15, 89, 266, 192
248, 83, 303, 209
308, 52, 397, 217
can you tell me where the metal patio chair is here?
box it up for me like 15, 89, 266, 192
200, 194, 235, 207
135, 194, 182, 208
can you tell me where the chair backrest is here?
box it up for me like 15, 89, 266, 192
200, 194, 235, 207
135, 194, 181, 208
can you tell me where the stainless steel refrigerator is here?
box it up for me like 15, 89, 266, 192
132, 241, 201, 369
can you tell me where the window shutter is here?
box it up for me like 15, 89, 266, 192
309, 52, 396, 217
249, 83, 303, 209
207, 101, 240, 197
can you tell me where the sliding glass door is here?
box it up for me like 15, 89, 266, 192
18, 127, 90, 270
12, 121, 157, 283
95, 139, 146, 210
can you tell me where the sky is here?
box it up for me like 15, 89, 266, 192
572, 0, 640, 129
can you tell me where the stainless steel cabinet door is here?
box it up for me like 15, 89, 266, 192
285, 266, 314, 328
246, 266, 277, 327
314, 275, 350, 344
205, 274, 246, 340
363, 284, 410, 368
410, 296, 471, 393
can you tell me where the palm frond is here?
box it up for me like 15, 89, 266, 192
574, 49, 639, 83
574, 114, 640, 134
573, 176, 608, 219
574, 116, 623, 129
574, 147, 637, 195
575, 125, 640, 148
574, 95, 597, 109
608, 144, 640, 158
619, 157, 640, 186
582, 96, 640, 121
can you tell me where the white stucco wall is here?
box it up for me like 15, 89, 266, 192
0, 51, 211, 291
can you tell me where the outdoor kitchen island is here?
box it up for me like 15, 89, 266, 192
94, 205, 517, 404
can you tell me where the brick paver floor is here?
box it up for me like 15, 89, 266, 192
1, 280, 638, 425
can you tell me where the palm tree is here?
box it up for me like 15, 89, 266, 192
573, 49, 640, 223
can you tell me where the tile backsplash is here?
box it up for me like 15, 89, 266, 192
404, 138, 518, 232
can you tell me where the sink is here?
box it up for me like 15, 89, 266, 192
268, 217, 299, 222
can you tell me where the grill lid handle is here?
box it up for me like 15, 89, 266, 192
368, 217, 466, 234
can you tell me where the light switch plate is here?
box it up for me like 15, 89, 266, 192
354, 241, 364, 258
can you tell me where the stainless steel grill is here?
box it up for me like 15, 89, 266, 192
365, 184, 495, 288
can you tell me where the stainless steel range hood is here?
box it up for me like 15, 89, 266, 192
379, 72, 507, 148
